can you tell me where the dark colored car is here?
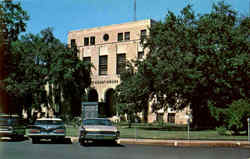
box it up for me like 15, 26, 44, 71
0, 114, 26, 140
79, 118, 120, 145
28, 118, 65, 144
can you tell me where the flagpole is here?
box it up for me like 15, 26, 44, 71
134, 0, 136, 21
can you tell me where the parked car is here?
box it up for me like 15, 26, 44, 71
28, 118, 65, 144
0, 113, 26, 140
79, 118, 120, 145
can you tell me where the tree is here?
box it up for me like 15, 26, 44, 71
145, 2, 249, 128
4, 28, 92, 121
0, 0, 29, 114
116, 1, 250, 128
115, 60, 152, 122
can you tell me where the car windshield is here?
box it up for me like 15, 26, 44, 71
35, 120, 63, 125
83, 119, 112, 126
0, 118, 9, 126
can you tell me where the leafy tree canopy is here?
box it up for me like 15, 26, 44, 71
116, 1, 250, 128
0, 0, 29, 42
4, 28, 92, 119
0, 0, 29, 114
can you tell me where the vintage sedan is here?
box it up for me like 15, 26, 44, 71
28, 118, 65, 144
0, 114, 26, 140
79, 118, 120, 145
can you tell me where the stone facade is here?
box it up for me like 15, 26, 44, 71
68, 19, 189, 124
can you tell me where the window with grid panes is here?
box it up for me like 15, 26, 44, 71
140, 29, 147, 39
83, 57, 91, 70
117, 33, 123, 41
71, 39, 76, 47
116, 54, 126, 74
99, 55, 108, 75
90, 36, 95, 45
156, 113, 164, 122
138, 51, 144, 59
84, 37, 89, 46
125, 32, 130, 40
167, 113, 175, 123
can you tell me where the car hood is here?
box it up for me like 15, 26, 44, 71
83, 125, 118, 132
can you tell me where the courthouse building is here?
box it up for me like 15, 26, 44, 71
68, 19, 189, 124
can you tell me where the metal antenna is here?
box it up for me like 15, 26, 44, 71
134, 0, 136, 21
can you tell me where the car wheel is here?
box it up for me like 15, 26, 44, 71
51, 138, 57, 143
112, 140, 118, 145
53, 137, 64, 143
79, 139, 85, 145
11, 136, 18, 141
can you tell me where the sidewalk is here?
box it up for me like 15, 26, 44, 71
69, 137, 250, 148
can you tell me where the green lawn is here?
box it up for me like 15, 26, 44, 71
65, 125, 248, 141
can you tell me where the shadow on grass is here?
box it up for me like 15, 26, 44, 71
140, 127, 169, 131
130, 126, 187, 131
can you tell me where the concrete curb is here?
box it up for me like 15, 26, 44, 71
68, 137, 250, 148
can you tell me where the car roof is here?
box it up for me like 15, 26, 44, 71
36, 118, 62, 121
0, 114, 20, 118
83, 118, 110, 120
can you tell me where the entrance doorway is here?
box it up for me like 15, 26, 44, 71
104, 88, 116, 117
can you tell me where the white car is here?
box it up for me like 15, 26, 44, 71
28, 118, 65, 144
79, 118, 120, 145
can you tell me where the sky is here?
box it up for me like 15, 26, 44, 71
15, 0, 250, 43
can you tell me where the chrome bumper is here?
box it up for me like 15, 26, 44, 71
80, 131, 119, 140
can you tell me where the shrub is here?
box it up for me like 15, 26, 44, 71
210, 99, 250, 134
226, 99, 250, 134
216, 126, 227, 136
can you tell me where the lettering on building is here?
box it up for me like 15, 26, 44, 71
92, 80, 119, 85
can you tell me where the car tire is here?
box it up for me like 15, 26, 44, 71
112, 140, 118, 145
79, 138, 85, 145
52, 137, 64, 143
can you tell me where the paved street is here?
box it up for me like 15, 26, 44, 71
0, 139, 249, 159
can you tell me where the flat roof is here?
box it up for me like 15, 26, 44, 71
68, 19, 154, 34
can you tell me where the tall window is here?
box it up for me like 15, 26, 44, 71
99, 55, 108, 75
90, 36, 95, 45
167, 113, 175, 124
116, 54, 126, 74
71, 39, 76, 47
156, 113, 164, 122
125, 32, 130, 40
138, 51, 144, 59
84, 37, 89, 46
140, 29, 147, 39
83, 57, 91, 70
118, 33, 123, 41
